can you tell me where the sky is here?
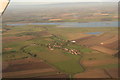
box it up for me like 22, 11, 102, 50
11, 0, 119, 2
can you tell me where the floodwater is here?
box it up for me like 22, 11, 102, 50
6, 21, 118, 27
85, 32, 103, 34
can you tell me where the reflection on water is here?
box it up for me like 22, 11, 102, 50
85, 32, 103, 34
6, 21, 118, 27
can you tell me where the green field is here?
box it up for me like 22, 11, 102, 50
3, 25, 90, 74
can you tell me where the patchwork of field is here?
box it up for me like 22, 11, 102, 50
76, 33, 118, 47
2, 2, 119, 78
74, 68, 119, 78
78, 49, 118, 78
90, 46, 118, 55
2, 24, 119, 78
74, 69, 110, 78
3, 58, 68, 78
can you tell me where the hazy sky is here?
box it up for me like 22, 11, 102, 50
11, 0, 119, 2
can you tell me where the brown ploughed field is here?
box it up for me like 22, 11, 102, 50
75, 33, 118, 55
2, 58, 67, 78
90, 46, 118, 55
74, 69, 110, 78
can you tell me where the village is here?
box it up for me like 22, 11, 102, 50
45, 40, 81, 55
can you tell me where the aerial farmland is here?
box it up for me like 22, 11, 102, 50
2, 2, 119, 78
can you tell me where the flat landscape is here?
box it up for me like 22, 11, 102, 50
2, 2, 119, 78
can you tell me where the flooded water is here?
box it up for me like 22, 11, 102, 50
58, 21, 118, 27
85, 32, 103, 34
6, 21, 118, 27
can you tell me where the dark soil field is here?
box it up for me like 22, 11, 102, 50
2, 58, 66, 78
